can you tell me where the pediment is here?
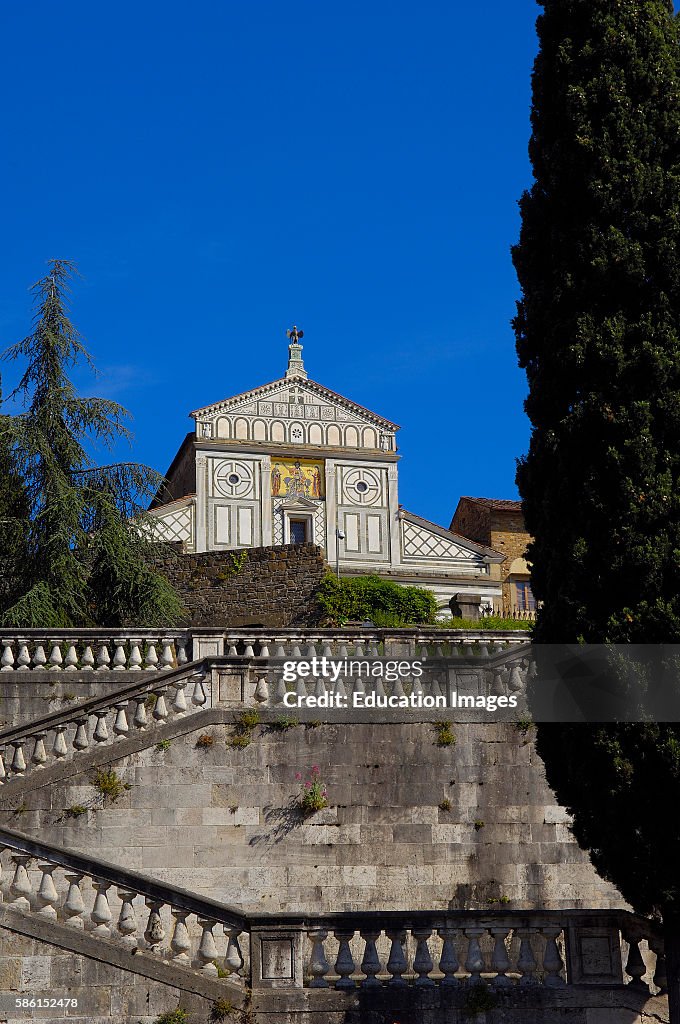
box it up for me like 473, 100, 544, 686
277, 496, 319, 511
191, 376, 398, 431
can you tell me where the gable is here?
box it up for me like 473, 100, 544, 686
194, 378, 398, 452
400, 511, 503, 570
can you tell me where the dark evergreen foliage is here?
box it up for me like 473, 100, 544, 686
0, 260, 184, 627
513, 3, 680, 1012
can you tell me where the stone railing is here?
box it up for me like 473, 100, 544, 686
249, 909, 665, 994
0, 827, 247, 984
0, 663, 210, 784
0, 630, 191, 673
0, 828, 664, 998
0, 627, 530, 673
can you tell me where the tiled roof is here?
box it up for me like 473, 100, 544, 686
459, 497, 523, 511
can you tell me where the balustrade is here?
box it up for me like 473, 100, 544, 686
0, 633, 191, 673
0, 671, 208, 785
0, 837, 248, 983
294, 915, 662, 992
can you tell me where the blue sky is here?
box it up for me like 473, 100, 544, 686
0, 0, 540, 528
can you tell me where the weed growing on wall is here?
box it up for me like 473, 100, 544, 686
296, 766, 328, 815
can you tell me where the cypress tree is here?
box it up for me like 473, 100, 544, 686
1, 260, 184, 627
513, 1, 680, 1015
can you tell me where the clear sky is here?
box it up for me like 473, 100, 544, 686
0, 0, 540, 528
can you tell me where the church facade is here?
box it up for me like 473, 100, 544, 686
148, 332, 504, 614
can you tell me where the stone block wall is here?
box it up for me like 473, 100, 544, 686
2, 713, 624, 916
151, 543, 327, 627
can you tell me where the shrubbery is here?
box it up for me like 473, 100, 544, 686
316, 573, 437, 626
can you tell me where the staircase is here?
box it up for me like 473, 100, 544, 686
0, 628, 669, 1023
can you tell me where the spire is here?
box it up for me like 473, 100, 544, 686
285, 325, 307, 379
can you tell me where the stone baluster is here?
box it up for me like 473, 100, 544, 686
159, 638, 175, 670
10, 741, 27, 775
435, 643, 446, 660
322, 641, 334, 659
243, 641, 255, 658
52, 726, 68, 759
296, 672, 307, 699
308, 929, 330, 987
171, 682, 188, 715
132, 697, 148, 730
386, 929, 408, 986
419, 644, 429, 661
144, 642, 159, 671
508, 664, 525, 694
516, 929, 538, 986
16, 642, 31, 671
259, 641, 270, 659
73, 719, 90, 751
63, 872, 86, 927
490, 927, 512, 987
650, 937, 668, 995
170, 909, 192, 963
80, 645, 95, 671
93, 711, 110, 743
274, 642, 287, 659
360, 931, 382, 987
254, 670, 269, 703
291, 643, 302, 658
1, 641, 14, 672
338, 643, 349, 660
227, 640, 238, 657
152, 689, 169, 722
64, 644, 79, 671
197, 918, 219, 974
192, 675, 208, 706
541, 927, 565, 986
128, 640, 143, 671
144, 900, 165, 946
374, 673, 387, 699
391, 673, 405, 699
46, 641, 62, 668
305, 643, 317, 659
91, 881, 113, 937
116, 890, 138, 947
36, 863, 59, 919
334, 675, 347, 701
96, 644, 111, 671
479, 643, 489, 658
413, 929, 435, 986
353, 641, 364, 658
176, 637, 189, 665
113, 703, 130, 737
31, 732, 47, 767
333, 930, 356, 990
623, 933, 648, 991
464, 928, 486, 985
314, 673, 327, 699
224, 926, 244, 976
438, 927, 460, 986
9, 855, 33, 909
112, 640, 128, 671
32, 644, 47, 669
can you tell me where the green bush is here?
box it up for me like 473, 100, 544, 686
317, 574, 437, 626
154, 1009, 189, 1024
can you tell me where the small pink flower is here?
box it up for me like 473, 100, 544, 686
311, 765, 319, 773
305, 781, 311, 788
295, 772, 301, 780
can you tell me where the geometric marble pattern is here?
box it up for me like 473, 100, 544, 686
402, 519, 474, 561
151, 504, 194, 545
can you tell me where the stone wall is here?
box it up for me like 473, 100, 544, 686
151, 543, 327, 627
2, 711, 624, 916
